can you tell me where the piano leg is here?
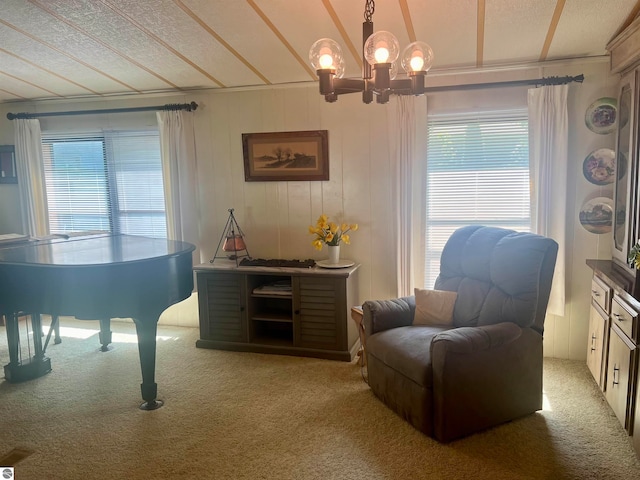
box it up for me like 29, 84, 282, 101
98, 318, 112, 351
53, 316, 61, 344
133, 317, 163, 410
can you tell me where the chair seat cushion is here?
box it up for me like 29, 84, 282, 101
367, 325, 451, 387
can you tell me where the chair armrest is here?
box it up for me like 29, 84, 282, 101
430, 324, 543, 442
431, 322, 522, 355
362, 296, 415, 337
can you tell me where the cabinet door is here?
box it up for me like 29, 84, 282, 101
605, 325, 636, 431
587, 304, 607, 389
293, 277, 345, 350
197, 272, 247, 343
612, 69, 638, 266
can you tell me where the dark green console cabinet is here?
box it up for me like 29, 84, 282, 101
195, 262, 360, 361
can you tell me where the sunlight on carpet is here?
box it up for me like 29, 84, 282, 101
542, 390, 552, 411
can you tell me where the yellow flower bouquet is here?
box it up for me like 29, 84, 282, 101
308, 214, 358, 250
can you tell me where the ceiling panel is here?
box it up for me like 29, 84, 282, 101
547, 0, 637, 60
408, 0, 478, 69
0, 0, 636, 104
484, 0, 558, 65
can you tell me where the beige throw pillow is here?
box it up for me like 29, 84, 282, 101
413, 288, 457, 326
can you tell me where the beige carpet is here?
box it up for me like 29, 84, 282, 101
1, 317, 639, 480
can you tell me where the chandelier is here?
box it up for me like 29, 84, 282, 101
309, 0, 434, 104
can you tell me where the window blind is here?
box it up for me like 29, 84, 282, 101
425, 111, 530, 288
42, 129, 166, 238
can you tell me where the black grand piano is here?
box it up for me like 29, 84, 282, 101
0, 233, 195, 409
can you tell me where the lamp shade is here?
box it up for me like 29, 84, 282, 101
222, 235, 247, 252
364, 31, 400, 66
309, 38, 343, 71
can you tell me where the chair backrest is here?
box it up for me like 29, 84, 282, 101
434, 225, 558, 334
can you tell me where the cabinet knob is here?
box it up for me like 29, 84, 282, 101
613, 313, 622, 320
592, 290, 600, 297
294, 309, 300, 315
612, 365, 620, 385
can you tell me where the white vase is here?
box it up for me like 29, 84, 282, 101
327, 245, 340, 264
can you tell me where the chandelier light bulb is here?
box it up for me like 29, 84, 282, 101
364, 31, 399, 66
309, 38, 344, 71
319, 53, 334, 69
374, 45, 390, 63
401, 41, 434, 73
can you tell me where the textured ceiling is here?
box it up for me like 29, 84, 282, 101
0, 0, 638, 104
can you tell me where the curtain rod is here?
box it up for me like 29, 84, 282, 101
423, 74, 584, 93
7, 101, 198, 120
5, 73, 581, 120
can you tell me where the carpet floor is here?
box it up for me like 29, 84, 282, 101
1, 317, 639, 480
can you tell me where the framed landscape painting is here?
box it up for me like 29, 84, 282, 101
242, 130, 329, 181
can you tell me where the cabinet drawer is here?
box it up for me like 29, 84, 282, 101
591, 276, 611, 313
611, 295, 637, 341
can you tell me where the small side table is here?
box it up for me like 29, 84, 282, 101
350, 306, 365, 366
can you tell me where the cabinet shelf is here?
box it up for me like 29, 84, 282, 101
251, 293, 292, 299
251, 313, 293, 323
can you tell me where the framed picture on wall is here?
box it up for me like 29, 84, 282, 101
0, 145, 17, 184
242, 130, 329, 182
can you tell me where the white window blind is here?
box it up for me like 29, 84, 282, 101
42, 130, 166, 238
425, 111, 530, 288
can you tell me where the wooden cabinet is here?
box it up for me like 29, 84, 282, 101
586, 261, 639, 447
195, 262, 360, 361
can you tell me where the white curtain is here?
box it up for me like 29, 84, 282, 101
157, 110, 201, 259
391, 96, 417, 297
14, 118, 49, 237
528, 84, 568, 317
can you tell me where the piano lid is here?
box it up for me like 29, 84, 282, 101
0, 234, 195, 266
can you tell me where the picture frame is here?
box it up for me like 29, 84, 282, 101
242, 130, 329, 182
0, 145, 17, 184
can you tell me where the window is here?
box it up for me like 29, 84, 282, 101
424, 111, 530, 287
41, 130, 166, 238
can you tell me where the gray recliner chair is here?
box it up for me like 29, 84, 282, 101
363, 225, 558, 442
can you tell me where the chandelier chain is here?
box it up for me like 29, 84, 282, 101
364, 0, 375, 23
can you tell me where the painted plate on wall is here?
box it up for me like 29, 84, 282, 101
582, 148, 615, 185
579, 197, 613, 234
585, 97, 617, 134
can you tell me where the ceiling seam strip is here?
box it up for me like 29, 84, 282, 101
0, 47, 102, 96
398, 0, 416, 43
102, 0, 225, 88
247, 0, 317, 80
0, 18, 141, 93
28, 0, 180, 91
0, 88, 27, 100
0, 70, 63, 97
477, 0, 485, 68
539, 0, 566, 62
321, 0, 362, 71
173, 0, 269, 86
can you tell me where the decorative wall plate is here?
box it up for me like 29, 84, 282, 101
579, 196, 613, 234
585, 97, 617, 134
582, 148, 615, 185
